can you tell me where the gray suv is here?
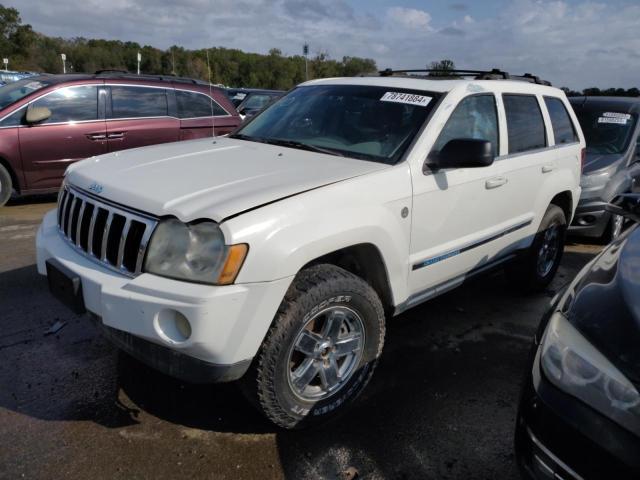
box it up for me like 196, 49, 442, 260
569, 96, 640, 242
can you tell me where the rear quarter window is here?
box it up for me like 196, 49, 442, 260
176, 90, 227, 118
544, 97, 578, 145
503, 94, 547, 154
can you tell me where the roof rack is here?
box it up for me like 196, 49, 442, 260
93, 70, 209, 86
378, 68, 552, 86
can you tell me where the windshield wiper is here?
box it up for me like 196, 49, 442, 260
261, 139, 345, 157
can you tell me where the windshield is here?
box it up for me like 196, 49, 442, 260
232, 85, 439, 164
575, 107, 638, 155
0, 78, 52, 110
240, 94, 276, 111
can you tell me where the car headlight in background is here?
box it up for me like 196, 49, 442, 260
144, 218, 248, 285
580, 170, 610, 189
540, 312, 640, 436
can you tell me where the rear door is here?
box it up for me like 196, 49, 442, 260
105, 85, 179, 152
175, 89, 237, 139
18, 84, 107, 190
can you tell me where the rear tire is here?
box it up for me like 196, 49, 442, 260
506, 205, 567, 292
240, 264, 385, 429
0, 164, 12, 207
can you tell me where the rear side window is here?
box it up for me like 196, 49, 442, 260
176, 90, 227, 118
110, 86, 168, 119
544, 97, 578, 145
432, 94, 499, 157
503, 94, 546, 154
31, 85, 98, 124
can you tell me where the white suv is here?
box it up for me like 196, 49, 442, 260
36, 69, 584, 428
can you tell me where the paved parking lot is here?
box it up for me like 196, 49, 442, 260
0, 196, 601, 480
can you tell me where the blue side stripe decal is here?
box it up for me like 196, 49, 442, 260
412, 220, 533, 271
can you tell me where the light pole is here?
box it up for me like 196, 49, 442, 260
137, 52, 141, 75
303, 43, 309, 81
61, 53, 66, 74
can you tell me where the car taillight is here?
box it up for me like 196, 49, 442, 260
580, 148, 586, 173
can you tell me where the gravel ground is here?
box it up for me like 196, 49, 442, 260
0, 196, 601, 480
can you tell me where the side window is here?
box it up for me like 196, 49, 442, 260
30, 85, 98, 124
176, 90, 227, 118
503, 94, 546, 153
432, 94, 499, 156
544, 97, 578, 145
110, 86, 168, 119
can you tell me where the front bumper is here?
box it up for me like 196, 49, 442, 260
515, 356, 640, 479
569, 199, 611, 238
36, 210, 293, 382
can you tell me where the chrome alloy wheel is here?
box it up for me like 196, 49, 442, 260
537, 223, 562, 277
287, 306, 365, 401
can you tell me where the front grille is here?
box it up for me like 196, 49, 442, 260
57, 184, 158, 276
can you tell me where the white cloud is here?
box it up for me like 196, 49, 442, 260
387, 7, 431, 30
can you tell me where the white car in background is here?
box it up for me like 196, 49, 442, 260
36, 69, 584, 428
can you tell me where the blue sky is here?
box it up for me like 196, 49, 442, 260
13, 0, 640, 89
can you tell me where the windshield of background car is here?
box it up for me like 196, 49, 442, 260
233, 85, 440, 164
575, 107, 638, 154
0, 78, 52, 110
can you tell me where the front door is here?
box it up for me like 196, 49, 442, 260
409, 93, 511, 297
18, 84, 107, 190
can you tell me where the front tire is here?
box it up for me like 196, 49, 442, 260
601, 213, 625, 244
241, 264, 385, 429
506, 205, 567, 292
0, 164, 12, 207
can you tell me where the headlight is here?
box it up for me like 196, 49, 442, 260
540, 312, 640, 436
144, 219, 248, 285
580, 170, 609, 189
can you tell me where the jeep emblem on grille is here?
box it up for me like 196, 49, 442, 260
88, 182, 103, 194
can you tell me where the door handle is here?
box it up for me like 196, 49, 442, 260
86, 133, 106, 140
542, 164, 555, 173
485, 176, 508, 189
107, 132, 125, 139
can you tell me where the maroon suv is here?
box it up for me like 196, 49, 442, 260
0, 72, 241, 206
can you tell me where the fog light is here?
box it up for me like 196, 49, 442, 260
156, 309, 192, 343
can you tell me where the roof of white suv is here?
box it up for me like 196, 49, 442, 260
302, 76, 562, 96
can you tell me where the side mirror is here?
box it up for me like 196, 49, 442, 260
606, 194, 640, 223
25, 106, 51, 124
427, 138, 494, 171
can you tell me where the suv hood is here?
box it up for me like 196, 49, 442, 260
582, 152, 625, 175
67, 137, 388, 222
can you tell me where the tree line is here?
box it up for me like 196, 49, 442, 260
0, 4, 377, 89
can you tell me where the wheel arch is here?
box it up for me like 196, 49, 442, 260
549, 190, 573, 224
300, 243, 395, 315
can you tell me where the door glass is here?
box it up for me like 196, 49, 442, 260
503, 94, 547, 153
544, 97, 578, 145
176, 90, 226, 118
110, 86, 168, 119
30, 85, 98, 124
431, 94, 499, 157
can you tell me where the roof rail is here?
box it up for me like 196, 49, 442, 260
378, 68, 551, 86
93, 70, 209, 86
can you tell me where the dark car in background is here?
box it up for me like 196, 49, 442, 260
235, 89, 284, 120
515, 194, 640, 479
0, 72, 241, 206
569, 97, 640, 242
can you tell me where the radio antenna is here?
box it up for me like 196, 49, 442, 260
206, 49, 216, 140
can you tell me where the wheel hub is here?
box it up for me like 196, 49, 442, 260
287, 306, 365, 401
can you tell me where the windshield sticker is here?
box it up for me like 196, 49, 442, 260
381, 92, 432, 107
602, 112, 631, 120
598, 116, 628, 125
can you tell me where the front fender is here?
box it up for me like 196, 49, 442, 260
222, 164, 413, 306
